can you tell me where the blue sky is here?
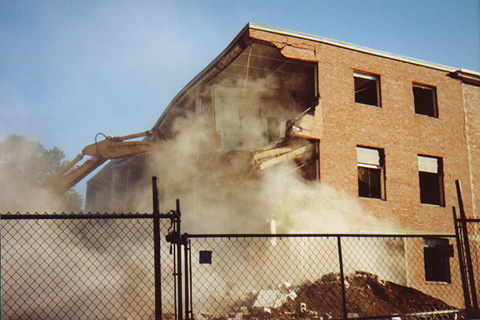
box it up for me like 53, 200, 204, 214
1, 0, 479, 202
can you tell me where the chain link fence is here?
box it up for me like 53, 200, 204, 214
463, 218, 480, 313
466, 221, 480, 297
1, 213, 177, 320
1, 216, 471, 320
186, 234, 464, 320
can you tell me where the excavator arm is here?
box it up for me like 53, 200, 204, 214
47, 124, 314, 196
47, 131, 155, 195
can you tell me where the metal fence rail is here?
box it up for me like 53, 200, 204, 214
186, 233, 464, 320
1, 213, 177, 320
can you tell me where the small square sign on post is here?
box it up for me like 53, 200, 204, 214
199, 250, 212, 264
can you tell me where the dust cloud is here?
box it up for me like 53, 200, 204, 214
0, 137, 70, 214
135, 68, 393, 234
0, 179, 58, 213
143, 117, 392, 235
0, 63, 399, 319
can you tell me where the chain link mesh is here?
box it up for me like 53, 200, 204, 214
1, 216, 471, 320
1, 215, 176, 320
188, 235, 464, 320
466, 221, 480, 305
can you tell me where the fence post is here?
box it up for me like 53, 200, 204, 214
453, 208, 472, 311
176, 199, 183, 320
0, 217, 3, 320
337, 236, 347, 320
152, 177, 162, 320
184, 237, 190, 320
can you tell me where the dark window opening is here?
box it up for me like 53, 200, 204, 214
424, 238, 453, 283
354, 72, 380, 107
419, 172, 443, 205
414, 84, 438, 117
357, 147, 385, 200
358, 167, 382, 198
418, 155, 444, 206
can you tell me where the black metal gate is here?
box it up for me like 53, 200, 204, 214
1, 177, 184, 320
182, 233, 465, 320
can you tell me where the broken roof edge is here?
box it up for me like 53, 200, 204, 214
152, 23, 252, 131
153, 22, 480, 131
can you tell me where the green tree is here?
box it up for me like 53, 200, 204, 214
0, 134, 83, 213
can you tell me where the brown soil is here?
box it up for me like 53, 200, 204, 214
276, 271, 455, 319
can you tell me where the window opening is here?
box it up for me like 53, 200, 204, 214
357, 146, 385, 199
423, 238, 453, 283
418, 155, 444, 206
354, 72, 380, 107
413, 84, 438, 117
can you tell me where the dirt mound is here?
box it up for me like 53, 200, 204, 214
278, 271, 454, 318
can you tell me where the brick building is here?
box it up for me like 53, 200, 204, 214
85, 23, 479, 306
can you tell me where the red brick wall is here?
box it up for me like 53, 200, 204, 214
317, 44, 472, 233
251, 28, 474, 234
250, 29, 475, 306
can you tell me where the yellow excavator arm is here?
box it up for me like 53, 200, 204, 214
47, 124, 313, 197
47, 131, 155, 195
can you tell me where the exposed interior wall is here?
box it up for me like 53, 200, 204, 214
139, 43, 322, 233
86, 42, 321, 229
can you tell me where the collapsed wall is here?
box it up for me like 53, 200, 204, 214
85, 42, 321, 232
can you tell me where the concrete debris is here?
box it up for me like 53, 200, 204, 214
298, 302, 318, 317
194, 312, 213, 320
202, 271, 459, 320
239, 306, 249, 316
286, 291, 297, 301
253, 289, 296, 309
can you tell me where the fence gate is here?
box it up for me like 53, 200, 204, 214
182, 233, 464, 320
1, 177, 183, 320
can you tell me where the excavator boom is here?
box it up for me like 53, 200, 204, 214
47, 131, 155, 196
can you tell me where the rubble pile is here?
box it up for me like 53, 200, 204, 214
278, 271, 454, 319
207, 271, 457, 320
